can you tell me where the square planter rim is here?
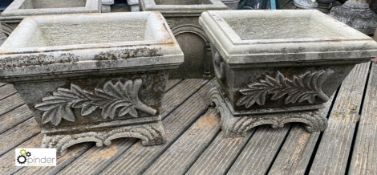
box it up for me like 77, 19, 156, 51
1, 12, 176, 53
0, 12, 184, 80
141, 0, 228, 15
199, 10, 377, 65
0, 0, 100, 18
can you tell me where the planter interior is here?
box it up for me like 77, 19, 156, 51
20, 0, 87, 9
0, 0, 100, 36
0, 12, 183, 154
200, 10, 377, 136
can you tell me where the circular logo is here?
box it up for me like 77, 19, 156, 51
17, 155, 27, 164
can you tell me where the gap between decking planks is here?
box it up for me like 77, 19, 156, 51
0, 62, 374, 175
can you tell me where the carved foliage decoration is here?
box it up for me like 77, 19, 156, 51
35, 79, 157, 126
236, 70, 334, 108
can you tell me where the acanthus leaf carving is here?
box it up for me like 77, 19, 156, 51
35, 79, 157, 126
236, 69, 334, 108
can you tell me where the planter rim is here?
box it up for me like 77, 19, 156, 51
140, 0, 228, 15
0, 12, 184, 81
0, 0, 100, 19
199, 10, 377, 66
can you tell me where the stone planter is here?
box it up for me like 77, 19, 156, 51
140, 0, 228, 78
0, 12, 183, 154
0, 0, 101, 36
199, 10, 377, 137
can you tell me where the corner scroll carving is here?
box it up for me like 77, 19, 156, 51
35, 79, 157, 126
237, 69, 334, 108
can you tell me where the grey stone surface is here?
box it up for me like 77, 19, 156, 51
0, 0, 101, 36
140, 0, 228, 79
0, 12, 184, 154
127, 0, 140, 11
222, 0, 240, 9
330, 0, 377, 35
200, 10, 377, 135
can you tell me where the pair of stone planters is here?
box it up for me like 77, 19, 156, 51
0, 0, 101, 36
199, 10, 377, 137
140, 0, 228, 78
0, 12, 184, 154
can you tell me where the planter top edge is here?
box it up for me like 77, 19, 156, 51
140, 0, 228, 14
0, 12, 184, 80
1, 0, 100, 17
199, 10, 377, 64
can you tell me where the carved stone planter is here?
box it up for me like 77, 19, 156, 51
0, 12, 183, 154
199, 10, 377, 137
140, 0, 228, 78
0, 0, 100, 36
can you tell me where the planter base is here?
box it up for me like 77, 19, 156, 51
41, 120, 165, 155
209, 87, 328, 137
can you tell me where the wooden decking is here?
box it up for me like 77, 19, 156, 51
1, 31, 377, 174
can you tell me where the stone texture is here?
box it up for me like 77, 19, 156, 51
199, 10, 377, 136
127, 0, 140, 11
0, 0, 101, 36
140, 0, 228, 79
0, 12, 184, 154
222, 0, 240, 9
330, 0, 377, 35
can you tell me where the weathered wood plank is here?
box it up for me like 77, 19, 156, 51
0, 84, 17, 100
0, 31, 6, 46
143, 110, 220, 175
186, 130, 254, 175
0, 104, 33, 134
96, 82, 212, 175
165, 79, 182, 92
0, 94, 25, 116
25, 80, 208, 175
0, 118, 40, 156
227, 127, 290, 175
268, 98, 334, 175
309, 63, 370, 175
349, 63, 377, 174
0, 134, 44, 175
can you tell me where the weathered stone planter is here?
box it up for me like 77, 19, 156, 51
0, 12, 183, 154
0, 0, 101, 36
140, 0, 228, 78
199, 10, 377, 136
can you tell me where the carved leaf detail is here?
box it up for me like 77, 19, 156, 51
236, 70, 334, 108
35, 79, 157, 126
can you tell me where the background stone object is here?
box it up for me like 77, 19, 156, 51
222, 0, 240, 9
0, 12, 184, 154
140, 0, 228, 79
330, 0, 377, 35
0, 0, 101, 36
101, 0, 114, 12
127, 0, 140, 11
199, 10, 377, 136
